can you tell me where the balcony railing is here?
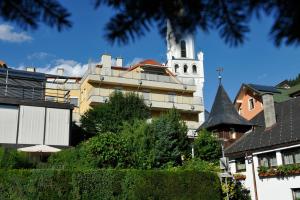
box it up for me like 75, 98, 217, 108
82, 64, 196, 86
0, 83, 70, 103
87, 88, 203, 108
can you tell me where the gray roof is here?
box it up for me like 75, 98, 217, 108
225, 97, 300, 157
199, 85, 252, 131
247, 84, 280, 94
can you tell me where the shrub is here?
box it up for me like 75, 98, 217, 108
80, 92, 150, 136
0, 147, 35, 169
193, 130, 222, 163
0, 169, 222, 200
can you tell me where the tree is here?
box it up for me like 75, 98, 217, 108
2, 1, 300, 47
146, 108, 189, 168
80, 91, 150, 136
0, 0, 71, 31
193, 130, 222, 163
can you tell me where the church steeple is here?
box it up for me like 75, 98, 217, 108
165, 20, 205, 126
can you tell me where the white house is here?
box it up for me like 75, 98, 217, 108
225, 95, 300, 200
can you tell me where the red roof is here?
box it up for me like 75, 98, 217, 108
138, 59, 162, 66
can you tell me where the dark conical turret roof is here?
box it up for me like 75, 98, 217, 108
199, 84, 252, 131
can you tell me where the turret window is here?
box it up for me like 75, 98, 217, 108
183, 65, 188, 73
174, 64, 179, 73
180, 40, 187, 58
192, 65, 197, 74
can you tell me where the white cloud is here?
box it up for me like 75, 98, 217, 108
16, 59, 93, 77
126, 57, 144, 66
39, 59, 92, 77
27, 52, 54, 60
0, 24, 32, 42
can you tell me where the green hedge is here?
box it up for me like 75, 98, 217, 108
0, 169, 221, 200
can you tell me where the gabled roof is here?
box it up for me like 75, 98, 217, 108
247, 84, 280, 94
199, 85, 252, 131
234, 83, 280, 104
225, 97, 300, 157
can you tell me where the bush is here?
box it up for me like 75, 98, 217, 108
181, 158, 220, 172
80, 92, 150, 136
0, 169, 221, 200
193, 130, 222, 163
0, 147, 35, 169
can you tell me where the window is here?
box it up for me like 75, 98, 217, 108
293, 188, 300, 200
282, 148, 300, 165
70, 97, 79, 107
258, 153, 277, 168
192, 65, 197, 74
248, 98, 255, 110
230, 128, 237, 139
236, 158, 246, 172
168, 93, 176, 103
183, 65, 188, 73
174, 64, 179, 73
180, 40, 186, 58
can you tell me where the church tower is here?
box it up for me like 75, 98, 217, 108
166, 22, 205, 125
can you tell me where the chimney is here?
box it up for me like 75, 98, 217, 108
26, 67, 36, 72
262, 93, 276, 128
57, 68, 64, 76
100, 54, 112, 75
101, 54, 112, 68
116, 57, 123, 67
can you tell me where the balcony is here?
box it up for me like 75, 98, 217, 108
83, 67, 197, 92
87, 88, 204, 112
0, 82, 70, 104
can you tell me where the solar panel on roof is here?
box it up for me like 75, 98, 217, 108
248, 84, 280, 93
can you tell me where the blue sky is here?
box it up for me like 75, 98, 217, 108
0, 2, 299, 110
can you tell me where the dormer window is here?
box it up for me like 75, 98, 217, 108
180, 40, 186, 58
174, 64, 179, 73
248, 98, 255, 110
183, 65, 188, 73
192, 65, 197, 74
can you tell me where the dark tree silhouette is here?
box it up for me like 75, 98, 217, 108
1, 0, 300, 47
0, 0, 71, 31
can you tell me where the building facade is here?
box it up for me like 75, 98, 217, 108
46, 28, 205, 136
0, 67, 73, 151
226, 95, 300, 200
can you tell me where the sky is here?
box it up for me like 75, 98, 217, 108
0, 2, 299, 110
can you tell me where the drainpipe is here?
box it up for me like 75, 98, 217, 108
250, 154, 259, 200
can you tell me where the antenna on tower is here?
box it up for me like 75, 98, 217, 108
216, 67, 223, 85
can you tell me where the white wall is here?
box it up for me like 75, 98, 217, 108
18, 105, 45, 144
45, 108, 70, 146
230, 147, 300, 200
0, 104, 71, 147
0, 105, 19, 143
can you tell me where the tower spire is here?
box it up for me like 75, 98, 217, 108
216, 67, 223, 85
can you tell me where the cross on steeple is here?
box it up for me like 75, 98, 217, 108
216, 67, 223, 85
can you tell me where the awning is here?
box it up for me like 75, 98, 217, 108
18, 145, 61, 153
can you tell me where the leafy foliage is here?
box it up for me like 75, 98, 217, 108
0, 0, 71, 31
80, 92, 150, 136
145, 109, 189, 168
2, 1, 300, 46
222, 179, 251, 200
0, 169, 222, 200
81, 132, 133, 168
0, 147, 35, 169
193, 130, 222, 163
181, 158, 220, 172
